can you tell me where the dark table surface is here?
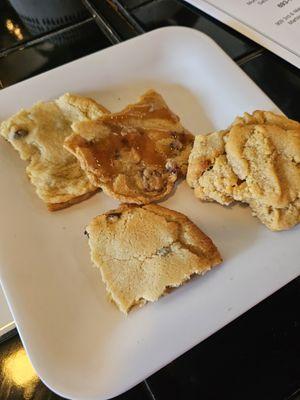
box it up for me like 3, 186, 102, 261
0, 1, 299, 399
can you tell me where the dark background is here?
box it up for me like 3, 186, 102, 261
0, 1, 299, 399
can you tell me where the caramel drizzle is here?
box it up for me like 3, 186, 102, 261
78, 95, 192, 179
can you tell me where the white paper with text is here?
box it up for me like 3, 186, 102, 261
186, 0, 300, 68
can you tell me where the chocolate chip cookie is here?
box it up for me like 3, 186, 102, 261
86, 204, 222, 313
0, 93, 108, 210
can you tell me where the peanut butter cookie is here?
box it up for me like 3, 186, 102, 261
187, 111, 300, 231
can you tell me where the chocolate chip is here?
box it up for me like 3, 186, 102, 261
170, 131, 178, 139
156, 247, 171, 256
121, 137, 129, 146
106, 212, 121, 221
14, 129, 28, 139
170, 140, 183, 151
114, 150, 120, 160
165, 160, 179, 174
84, 230, 90, 238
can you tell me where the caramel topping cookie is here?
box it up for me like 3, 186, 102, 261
65, 90, 194, 204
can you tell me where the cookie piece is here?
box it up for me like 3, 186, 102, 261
86, 204, 222, 313
0, 93, 109, 210
65, 90, 194, 204
187, 111, 300, 231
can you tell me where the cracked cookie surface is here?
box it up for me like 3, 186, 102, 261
0, 93, 108, 210
64, 90, 194, 204
187, 111, 300, 231
86, 204, 222, 313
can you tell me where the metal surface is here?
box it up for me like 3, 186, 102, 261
82, 0, 122, 43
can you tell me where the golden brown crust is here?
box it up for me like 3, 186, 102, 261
142, 204, 221, 265
65, 90, 194, 204
0, 93, 108, 210
56, 93, 110, 120
47, 188, 100, 211
86, 204, 222, 313
187, 111, 300, 231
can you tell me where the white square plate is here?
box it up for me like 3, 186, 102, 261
0, 27, 299, 400
0, 285, 14, 338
